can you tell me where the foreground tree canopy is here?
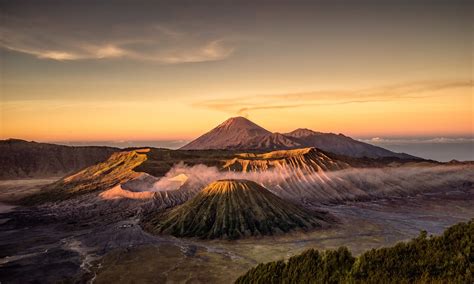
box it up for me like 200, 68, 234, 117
236, 219, 473, 283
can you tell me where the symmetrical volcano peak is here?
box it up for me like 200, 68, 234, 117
141, 179, 329, 239
180, 116, 271, 150
181, 117, 416, 159
217, 116, 269, 132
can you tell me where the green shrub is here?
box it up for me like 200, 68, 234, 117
236, 219, 473, 283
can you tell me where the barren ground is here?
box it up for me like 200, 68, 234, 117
0, 179, 472, 283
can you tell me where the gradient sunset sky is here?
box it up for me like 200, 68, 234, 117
1, 0, 472, 142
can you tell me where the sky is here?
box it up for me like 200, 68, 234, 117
0, 0, 472, 148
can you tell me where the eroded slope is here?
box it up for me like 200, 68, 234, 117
141, 179, 330, 239
23, 149, 148, 203
223, 148, 349, 173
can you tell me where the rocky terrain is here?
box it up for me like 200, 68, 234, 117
20, 145, 472, 208
222, 147, 349, 172
1, 179, 472, 283
0, 141, 472, 283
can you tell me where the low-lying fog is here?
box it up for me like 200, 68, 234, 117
138, 163, 473, 203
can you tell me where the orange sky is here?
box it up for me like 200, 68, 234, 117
1, 1, 472, 141
2, 81, 472, 141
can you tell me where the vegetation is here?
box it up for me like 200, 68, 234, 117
236, 219, 473, 283
141, 179, 329, 239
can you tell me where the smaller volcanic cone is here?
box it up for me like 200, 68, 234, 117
142, 179, 330, 239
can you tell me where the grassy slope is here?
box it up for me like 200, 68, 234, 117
142, 180, 330, 239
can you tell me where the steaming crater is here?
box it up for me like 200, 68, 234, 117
99, 172, 192, 202
152, 173, 189, 191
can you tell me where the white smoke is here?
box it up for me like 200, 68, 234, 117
147, 162, 292, 192
146, 162, 474, 203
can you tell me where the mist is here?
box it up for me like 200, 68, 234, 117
149, 162, 293, 192
148, 162, 474, 204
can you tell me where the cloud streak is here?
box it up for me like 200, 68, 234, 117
360, 137, 474, 145
193, 80, 472, 115
0, 16, 235, 63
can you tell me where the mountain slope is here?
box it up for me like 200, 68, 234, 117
0, 139, 119, 179
285, 129, 414, 159
223, 147, 349, 173
22, 149, 149, 203
180, 116, 271, 150
244, 132, 301, 150
180, 117, 416, 159
141, 179, 330, 239
23, 147, 207, 208
21, 144, 453, 206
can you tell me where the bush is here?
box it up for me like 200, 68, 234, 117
236, 219, 473, 283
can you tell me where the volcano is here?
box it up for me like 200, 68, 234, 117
180, 116, 271, 150
180, 117, 416, 159
141, 179, 329, 239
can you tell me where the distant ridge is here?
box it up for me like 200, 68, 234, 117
283, 129, 415, 159
180, 117, 417, 159
0, 139, 119, 179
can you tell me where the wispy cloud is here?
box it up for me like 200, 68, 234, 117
262, 81, 471, 100
0, 16, 235, 63
193, 80, 472, 115
360, 137, 474, 145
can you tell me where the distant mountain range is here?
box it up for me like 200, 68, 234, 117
0, 118, 418, 179
0, 139, 118, 179
181, 117, 416, 159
